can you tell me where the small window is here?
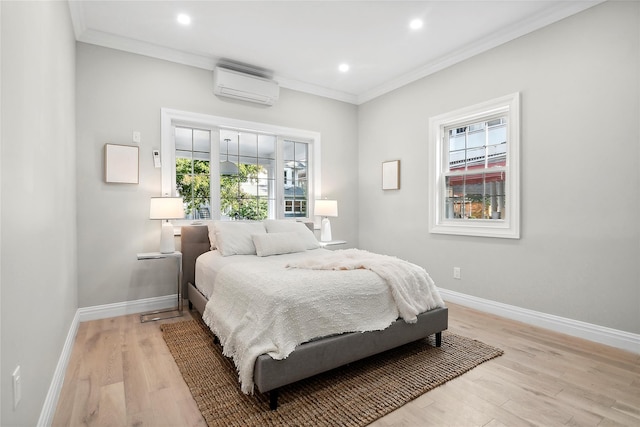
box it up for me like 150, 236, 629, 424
428, 93, 520, 238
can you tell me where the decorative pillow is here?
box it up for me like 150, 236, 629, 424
263, 220, 320, 250
203, 221, 216, 250
214, 221, 266, 256
252, 232, 307, 257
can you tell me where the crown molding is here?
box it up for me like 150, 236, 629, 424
77, 28, 217, 70
69, 0, 605, 105
274, 75, 358, 105
358, 0, 605, 104
74, 27, 359, 104
67, 0, 86, 40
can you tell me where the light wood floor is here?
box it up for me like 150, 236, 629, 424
52, 303, 640, 426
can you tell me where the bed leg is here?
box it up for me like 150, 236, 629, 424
269, 390, 279, 410
188, 300, 193, 310
435, 332, 442, 347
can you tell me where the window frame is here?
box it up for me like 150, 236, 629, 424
160, 108, 322, 225
428, 93, 520, 239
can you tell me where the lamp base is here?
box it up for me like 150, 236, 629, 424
320, 217, 332, 242
159, 221, 175, 253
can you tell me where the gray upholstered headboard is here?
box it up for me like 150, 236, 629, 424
180, 225, 210, 296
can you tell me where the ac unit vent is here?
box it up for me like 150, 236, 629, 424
213, 67, 279, 106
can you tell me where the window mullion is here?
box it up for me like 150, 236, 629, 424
444, 166, 506, 178
465, 127, 469, 172
167, 124, 177, 197
275, 136, 285, 219
484, 121, 489, 169
210, 128, 221, 219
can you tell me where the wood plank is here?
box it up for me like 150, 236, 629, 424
52, 304, 640, 426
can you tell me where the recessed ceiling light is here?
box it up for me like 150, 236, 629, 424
177, 13, 191, 25
338, 63, 350, 73
409, 19, 423, 30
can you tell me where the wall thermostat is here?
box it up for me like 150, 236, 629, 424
152, 149, 161, 168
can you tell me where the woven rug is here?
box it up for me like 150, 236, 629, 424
161, 318, 503, 427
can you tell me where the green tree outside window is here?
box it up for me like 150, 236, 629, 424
176, 159, 267, 220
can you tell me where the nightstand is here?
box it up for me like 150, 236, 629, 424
318, 240, 346, 248
137, 251, 183, 322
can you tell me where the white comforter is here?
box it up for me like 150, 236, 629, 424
287, 249, 444, 323
202, 249, 445, 394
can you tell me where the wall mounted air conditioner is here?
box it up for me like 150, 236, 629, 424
213, 67, 279, 106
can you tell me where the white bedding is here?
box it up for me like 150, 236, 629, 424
286, 248, 444, 323
195, 249, 332, 298
198, 248, 445, 394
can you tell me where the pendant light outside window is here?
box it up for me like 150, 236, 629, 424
220, 138, 239, 176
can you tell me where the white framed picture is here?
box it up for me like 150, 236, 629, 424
382, 160, 400, 190
104, 143, 139, 184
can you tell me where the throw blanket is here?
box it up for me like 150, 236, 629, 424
287, 249, 445, 323
202, 250, 444, 394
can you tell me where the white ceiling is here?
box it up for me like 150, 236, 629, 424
69, 0, 603, 105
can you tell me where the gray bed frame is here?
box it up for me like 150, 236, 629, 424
180, 224, 448, 410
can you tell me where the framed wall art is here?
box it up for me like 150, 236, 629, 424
382, 160, 400, 190
104, 143, 139, 184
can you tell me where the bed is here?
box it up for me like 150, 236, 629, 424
180, 221, 448, 410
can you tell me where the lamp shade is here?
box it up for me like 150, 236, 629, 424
314, 199, 338, 217
150, 197, 184, 220
220, 160, 239, 176
220, 137, 239, 176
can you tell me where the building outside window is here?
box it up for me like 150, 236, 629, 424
445, 118, 506, 220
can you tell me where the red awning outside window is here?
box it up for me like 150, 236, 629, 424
447, 160, 505, 186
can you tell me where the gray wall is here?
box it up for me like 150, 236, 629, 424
76, 43, 358, 307
1, 1, 77, 426
358, 1, 639, 334
1, 2, 636, 423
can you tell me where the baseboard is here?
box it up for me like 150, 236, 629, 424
36, 310, 80, 427
439, 288, 640, 354
78, 294, 178, 322
38, 294, 179, 426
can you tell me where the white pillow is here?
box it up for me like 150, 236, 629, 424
214, 221, 266, 256
203, 220, 216, 250
252, 232, 307, 257
263, 220, 320, 250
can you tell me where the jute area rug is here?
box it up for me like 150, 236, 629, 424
161, 318, 503, 427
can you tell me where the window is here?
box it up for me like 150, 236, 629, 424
160, 109, 321, 223
175, 127, 211, 220
282, 140, 309, 218
217, 131, 276, 221
428, 93, 520, 238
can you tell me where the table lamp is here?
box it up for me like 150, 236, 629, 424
314, 199, 338, 242
150, 196, 184, 253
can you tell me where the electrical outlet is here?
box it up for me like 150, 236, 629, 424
453, 267, 461, 280
132, 131, 141, 143
12, 366, 21, 409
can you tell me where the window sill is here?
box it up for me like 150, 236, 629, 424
429, 220, 519, 239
